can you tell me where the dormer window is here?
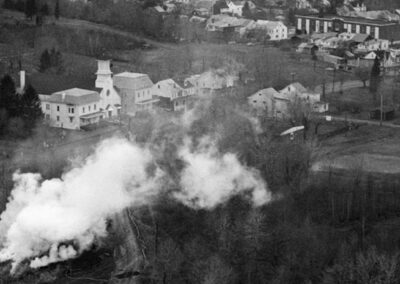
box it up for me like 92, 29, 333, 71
106, 90, 110, 96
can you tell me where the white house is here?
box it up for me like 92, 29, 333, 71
95, 60, 122, 118
256, 20, 287, 40
40, 88, 102, 130
185, 69, 239, 95
221, 1, 256, 17
113, 72, 156, 116
248, 87, 279, 116
356, 39, 390, 52
280, 82, 329, 113
152, 79, 191, 112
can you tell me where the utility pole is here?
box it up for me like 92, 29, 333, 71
290, 72, 296, 83
332, 68, 336, 94
380, 91, 383, 127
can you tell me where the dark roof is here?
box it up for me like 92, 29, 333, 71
352, 33, 371, 43
296, 14, 398, 26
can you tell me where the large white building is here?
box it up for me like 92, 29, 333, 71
40, 88, 103, 130
256, 20, 288, 40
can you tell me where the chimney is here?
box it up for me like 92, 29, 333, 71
61, 92, 66, 102
19, 70, 26, 91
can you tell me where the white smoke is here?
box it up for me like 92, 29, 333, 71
0, 138, 161, 272
175, 137, 270, 209
0, 135, 270, 273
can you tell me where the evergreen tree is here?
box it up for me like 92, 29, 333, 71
25, 0, 37, 20
2, 0, 14, 10
0, 75, 18, 116
242, 2, 252, 19
370, 56, 381, 94
288, 8, 296, 26
39, 49, 51, 72
40, 3, 50, 16
55, 0, 60, 19
21, 84, 42, 130
15, 0, 25, 12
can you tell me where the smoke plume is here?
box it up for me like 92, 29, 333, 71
175, 137, 270, 209
0, 138, 160, 272
0, 134, 270, 272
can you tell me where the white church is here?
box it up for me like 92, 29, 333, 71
39, 60, 156, 130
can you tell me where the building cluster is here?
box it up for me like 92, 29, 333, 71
248, 82, 329, 118
38, 61, 240, 130
294, 12, 400, 70
145, 0, 289, 43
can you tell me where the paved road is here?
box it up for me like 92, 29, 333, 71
314, 80, 367, 94
319, 114, 400, 128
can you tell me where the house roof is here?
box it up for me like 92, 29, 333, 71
153, 79, 184, 98
40, 88, 100, 105
248, 87, 279, 100
311, 32, 337, 40
256, 20, 285, 29
208, 15, 255, 28
296, 14, 398, 26
351, 33, 371, 43
152, 6, 166, 13
114, 72, 153, 90
282, 82, 307, 93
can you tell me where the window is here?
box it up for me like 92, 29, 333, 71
57, 106, 60, 111
94, 104, 96, 110
68, 107, 74, 114
82, 107, 85, 113
56, 116, 60, 121
46, 104, 50, 110
69, 117, 74, 123
45, 114, 50, 120
158, 85, 160, 89
89, 106, 91, 111
106, 90, 110, 96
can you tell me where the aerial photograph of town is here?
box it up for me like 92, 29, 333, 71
1, 0, 400, 283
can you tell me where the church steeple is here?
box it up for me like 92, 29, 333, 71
95, 60, 113, 89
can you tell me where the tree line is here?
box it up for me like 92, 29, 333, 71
0, 74, 43, 138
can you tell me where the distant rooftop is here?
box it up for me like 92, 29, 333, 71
40, 88, 100, 105
114, 72, 148, 78
296, 14, 398, 26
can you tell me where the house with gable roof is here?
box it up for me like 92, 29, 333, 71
113, 72, 157, 116
152, 78, 192, 112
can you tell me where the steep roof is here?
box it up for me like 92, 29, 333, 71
153, 79, 183, 98
40, 88, 100, 105
114, 72, 154, 90
352, 33, 371, 43
248, 87, 279, 100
